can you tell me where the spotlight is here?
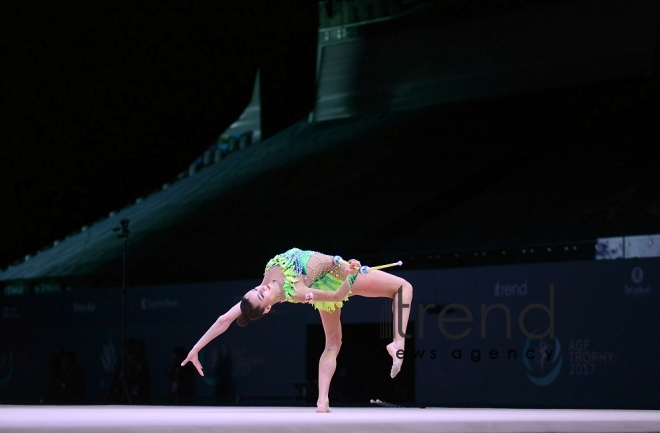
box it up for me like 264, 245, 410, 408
547, 247, 552, 252
522, 249, 526, 254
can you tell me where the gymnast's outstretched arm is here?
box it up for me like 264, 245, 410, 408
181, 301, 242, 376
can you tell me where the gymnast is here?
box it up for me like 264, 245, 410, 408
181, 247, 413, 413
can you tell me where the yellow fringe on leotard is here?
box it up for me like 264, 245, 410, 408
264, 248, 357, 313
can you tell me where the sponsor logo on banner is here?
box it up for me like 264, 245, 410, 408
624, 267, 652, 296
523, 334, 562, 386
2, 306, 21, 320
231, 346, 264, 378
73, 302, 96, 313
140, 298, 179, 310
568, 339, 614, 377
494, 279, 528, 296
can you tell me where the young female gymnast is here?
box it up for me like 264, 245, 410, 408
181, 248, 413, 412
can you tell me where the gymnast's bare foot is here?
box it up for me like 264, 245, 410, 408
387, 343, 404, 378
316, 401, 331, 413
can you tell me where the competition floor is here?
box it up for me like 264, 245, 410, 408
1, 406, 660, 433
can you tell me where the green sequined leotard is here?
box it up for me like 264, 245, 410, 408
264, 248, 358, 312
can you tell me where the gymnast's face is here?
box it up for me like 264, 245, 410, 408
245, 283, 277, 312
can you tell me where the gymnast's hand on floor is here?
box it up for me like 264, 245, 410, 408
181, 351, 204, 376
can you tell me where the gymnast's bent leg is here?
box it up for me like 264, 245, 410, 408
350, 270, 413, 378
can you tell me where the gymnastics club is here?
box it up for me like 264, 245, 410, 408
370, 399, 404, 408
333, 256, 403, 274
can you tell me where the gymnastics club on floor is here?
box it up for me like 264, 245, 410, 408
370, 399, 404, 408
333, 256, 403, 274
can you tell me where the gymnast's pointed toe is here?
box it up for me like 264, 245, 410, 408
386, 343, 404, 378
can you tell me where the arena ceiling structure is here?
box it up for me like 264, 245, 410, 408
1, 0, 659, 292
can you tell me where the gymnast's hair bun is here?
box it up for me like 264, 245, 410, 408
237, 313, 251, 327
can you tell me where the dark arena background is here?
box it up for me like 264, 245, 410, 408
1, 1, 660, 432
